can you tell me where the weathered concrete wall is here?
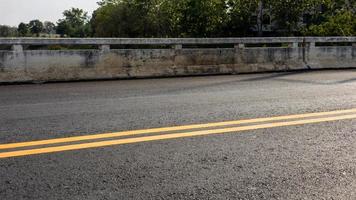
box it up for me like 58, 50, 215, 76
0, 37, 355, 83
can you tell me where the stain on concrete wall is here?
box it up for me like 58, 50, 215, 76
0, 45, 355, 83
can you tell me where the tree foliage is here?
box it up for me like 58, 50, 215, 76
0, 25, 18, 37
3, 0, 355, 38
17, 23, 29, 36
28, 20, 44, 36
174, 0, 229, 37
91, 0, 355, 37
57, 8, 91, 37
91, 0, 165, 37
303, 0, 356, 36
43, 21, 56, 34
226, 0, 259, 36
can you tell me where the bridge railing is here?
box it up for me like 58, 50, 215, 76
0, 37, 355, 51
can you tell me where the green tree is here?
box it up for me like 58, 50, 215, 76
57, 8, 91, 37
43, 21, 56, 34
28, 20, 44, 36
92, 0, 229, 37
92, 0, 161, 37
266, 0, 304, 35
17, 23, 29, 36
226, 0, 259, 36
0, 25, 18, 37
147, 0, 180, 37
91, 0, 355, 38
174, 0, 228, 37
304, 10, 355, 36
303, 0, 356, 36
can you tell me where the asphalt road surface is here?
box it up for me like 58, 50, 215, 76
1, 70, 356, 200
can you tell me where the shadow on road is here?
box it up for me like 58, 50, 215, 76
162, 70, 356, 94
240, 70, 309, 82
159, 71, 311, 94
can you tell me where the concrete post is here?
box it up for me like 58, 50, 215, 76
234, 44, 245, 49
173, 44, 183, 68
174, 44, 182, 50
11, 45, 23, 52
99, 45, 110, 52
309, 42, 316, 48
289, 42, 298, 48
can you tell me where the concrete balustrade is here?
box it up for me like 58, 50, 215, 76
0, 37, 355, 83
11, 45, 23, 52
99, 45, 111, 52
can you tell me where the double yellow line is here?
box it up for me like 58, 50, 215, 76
1, 108, 356, 159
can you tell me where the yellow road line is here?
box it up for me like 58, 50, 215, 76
1, 108, 356, 150
1, 113, 356, 159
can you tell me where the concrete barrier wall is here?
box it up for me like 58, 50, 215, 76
0, 37, 355, 83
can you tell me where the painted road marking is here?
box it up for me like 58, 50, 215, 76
1, 112, 356, 158
1, 108, 356, 150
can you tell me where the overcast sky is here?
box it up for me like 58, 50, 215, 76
0, 0, 99, 26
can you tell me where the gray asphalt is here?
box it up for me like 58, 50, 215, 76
1, 70, 356, 200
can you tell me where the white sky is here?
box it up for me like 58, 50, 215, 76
0, 0, 99, 26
